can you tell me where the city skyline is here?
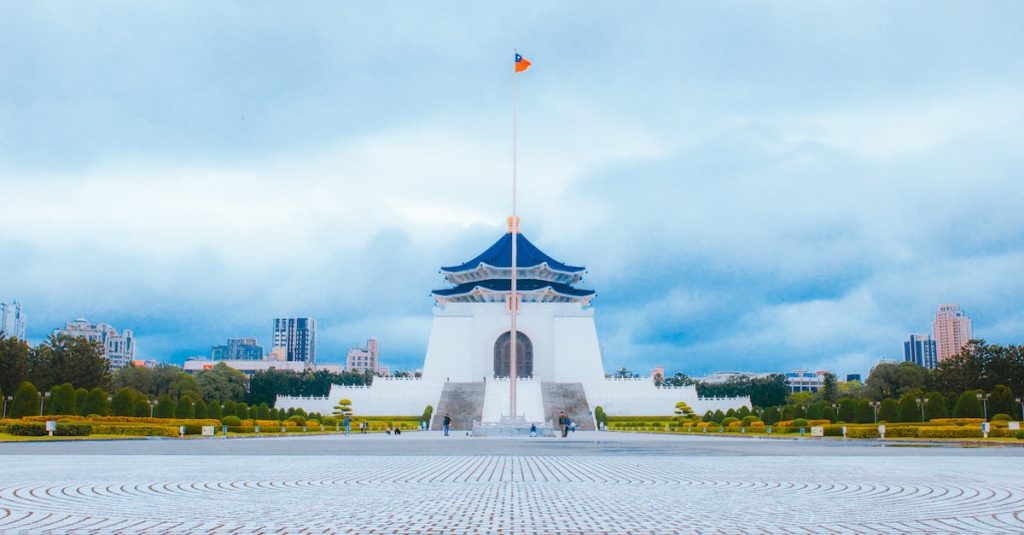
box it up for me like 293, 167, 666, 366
2, 3, 1023, 376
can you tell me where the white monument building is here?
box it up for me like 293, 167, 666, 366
277, 223, 749, 429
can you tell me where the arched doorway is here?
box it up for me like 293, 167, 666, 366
493, 331, 533, 378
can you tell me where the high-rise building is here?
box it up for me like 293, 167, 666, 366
346, 338, 379, 373
0, 300, 26, 341
273, 318, 316, 363
932, 304, 973, 362
903, 333, 938, 369
211, 337, 265, 361
54, 319, 135, 369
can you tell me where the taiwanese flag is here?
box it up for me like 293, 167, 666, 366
515, 53, 532, 73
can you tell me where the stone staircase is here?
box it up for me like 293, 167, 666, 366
541, 382, 596, 430
431, 382, 485, 431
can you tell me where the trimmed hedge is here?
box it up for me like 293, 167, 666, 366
918, 426, 982, 439
5, 423, 91, 437
89, 424, 178, 437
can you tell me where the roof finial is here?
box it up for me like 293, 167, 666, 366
507, 215, 520, 234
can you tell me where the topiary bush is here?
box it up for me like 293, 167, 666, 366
6, 423, 46, 436
791, 418, 809, 428
220, 415, 242, 426
741, 415, 761, 427
720, 416, 739, 427
991, 413, 1012, 422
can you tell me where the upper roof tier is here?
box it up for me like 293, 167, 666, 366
441, 232, 585, 285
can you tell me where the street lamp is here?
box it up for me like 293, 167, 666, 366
39, 391, 51, 416
149, 400, 156, 418
976, 392, 990, 422
2, 395, 12, 419
871, 401, 881, 423
915, 397, 929, 422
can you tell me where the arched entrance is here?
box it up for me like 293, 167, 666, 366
493, 331, 533, 378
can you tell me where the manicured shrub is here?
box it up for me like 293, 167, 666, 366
155, 395, 175, 418
81, 388, 109, 417
741, 415, 761, 427
6, 423, 46, 436
47, 383, 77, 415
918, 426, 982, 439
207, 402, 221, 420
854, 400, 874, 423
790, 418, 809, 428
9, 382, 41, 418
924, 392, 948, 420
877, 399, 898, 423
134, 398, 150, 418
288, 415, 306, 426
175, 397, 195, 419
991, 413, 1012, 422
720, 417, 739, 426
928, 418, 984, 425
89, 424, 177, 437
111, 388, 136, 417
953, 391, 982, 418
847, 426, 880, 439
220, 415, 242, 426
194, 399, 208, 419
74, 388, 89, 415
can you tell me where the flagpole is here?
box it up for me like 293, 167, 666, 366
509, 50, 519, 420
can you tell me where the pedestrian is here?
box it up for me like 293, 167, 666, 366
443, 413, 452, 436
394, 426, 401, 436
343, 414, 351, 436
558, 412, 568, 438
360, 421, 367, 434
565, 416, 573, 436
530, 423, 537, 437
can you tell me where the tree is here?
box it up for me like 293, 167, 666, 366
194, 399, 208, 419
222, 400, 237, 417
820, 372, 838, 403
929, 341, 1024, 397
989, 385, 1014, 417
9, 381, 41, 418
155, 394, 175, 418
256, 402, 270, 420
877, 399, 898, 422
806, 402, 824, 420
81, 387, 109, 416
750, 375, 789, 407
854, 399, 874, 424
175, 396, 195, 419
674, 401, 695, 422
134, 397, 151, 418
47, 383, 77, 415
837, 398, 857, 422
953, 390, 982, 418
166, 373, 201, 401
196, 363, 248, 403
924, 392, 948, 420
864, 362, 926, 401
0, 335, 31, 395
111, 388, 136, 417
611, 367, 639, 379
207, 401, 221, 420
236, 402, 250, 420
762, 406, 780, 425
110, 365, 156, 397
29, 334, 109, 391
896, 394, 919, 422
74, 388, 89, 415
333, 398, 353, 418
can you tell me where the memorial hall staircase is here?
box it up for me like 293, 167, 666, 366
541, 382, 596, 430
432, 382, 485, 431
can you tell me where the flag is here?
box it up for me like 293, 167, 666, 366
515, 53, 532, 73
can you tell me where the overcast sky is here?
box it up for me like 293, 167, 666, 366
2, 2, 1022, 376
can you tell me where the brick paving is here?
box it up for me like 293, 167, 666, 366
0, 437, 1022, 533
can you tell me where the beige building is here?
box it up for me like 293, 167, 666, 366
346, 338, 379, 373
933, 304, 973, 362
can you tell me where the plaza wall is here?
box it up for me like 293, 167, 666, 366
584, 377, 750, 416
276, 378, 442, 417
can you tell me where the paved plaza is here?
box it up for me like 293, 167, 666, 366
1, 433, 1023, 533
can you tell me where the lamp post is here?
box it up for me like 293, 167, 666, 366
2, 395, 12, 419
915, 397, 928, 422
149, 400, 156, 418
39, 392, 51, 416
871, 401, 881, 423
976, 392, 990, 422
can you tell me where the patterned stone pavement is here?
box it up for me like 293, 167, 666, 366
1, 449, 1023, 534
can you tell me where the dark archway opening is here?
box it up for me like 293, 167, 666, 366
493, 331, 533, 378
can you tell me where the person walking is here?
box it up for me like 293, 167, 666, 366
343, 415, 351, 436
530, 423, 537, 437
558, 412, 568, 438
443, 414, 452, 436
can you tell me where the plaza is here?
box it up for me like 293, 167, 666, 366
1, 433, 1023, 533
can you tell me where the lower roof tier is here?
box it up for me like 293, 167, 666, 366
432, 278, 595, 304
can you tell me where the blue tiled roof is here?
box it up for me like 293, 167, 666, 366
442, 233, 585, 273
432, 279, 595, 298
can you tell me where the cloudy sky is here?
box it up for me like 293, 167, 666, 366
2, 2, 1022, 377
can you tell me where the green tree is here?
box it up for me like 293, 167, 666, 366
29, 334, 110, 391
236, 402, 250, 420
923, 392, 948, 420
877, 399, 898, 422
175, 396, 195, 419
674, 401, 695, 422
222, 400, 238, 417
854, 399, 874, 423
837, 398, 857, 422
953, 390, 982, 418
47, 383, 77, 415
111, 388, 136, 417
155, 394, 175, 418
74, 388, 89, 415
197, 363, 248, 403
166, 373, 201, 401
896, 394, 919, 422
762, 406, 780, 425
989, 385, 1014, 417
207, 401, 221, 420
134, 398, 151, 418
110, 365, 156, 398
865, 362, 926, 401
9, 381, 41, 418
256, 402, 270, 420
194, 399, 209, 419
0, 335, 31, 395
820, 372, 838, 403
333, 398, 353, 418
81, 387, 109, 416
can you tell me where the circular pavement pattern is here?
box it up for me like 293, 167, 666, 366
1, 454, 1023, 533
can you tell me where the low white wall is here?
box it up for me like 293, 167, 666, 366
275, 378, 443, 417
482, 378, 545, 423
584, 377, 749, 417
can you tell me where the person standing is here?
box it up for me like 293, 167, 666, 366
343, 415, 351, 436
558, 412, 568, 438
443, 413, 452, 436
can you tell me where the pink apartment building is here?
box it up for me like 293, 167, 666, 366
932, 304, 973, 362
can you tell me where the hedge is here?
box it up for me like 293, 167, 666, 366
918, 426, 983, 439
89, 425, 178, 437
5, 423, 91, 437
